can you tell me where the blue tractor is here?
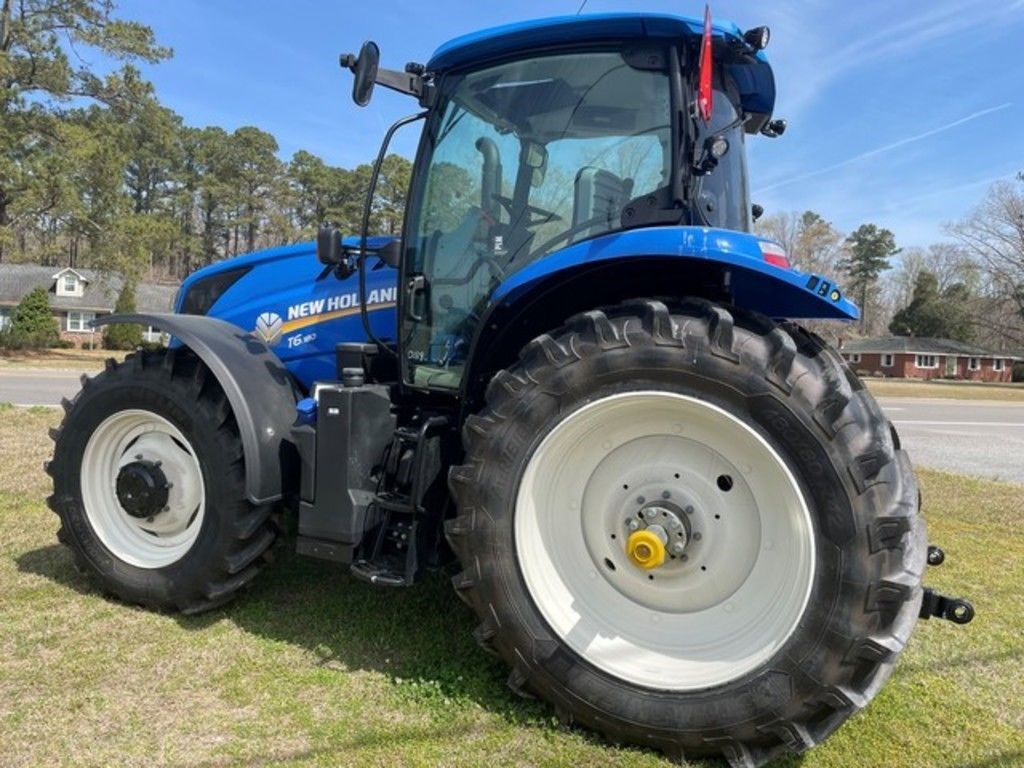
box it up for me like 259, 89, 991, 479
47, 11, 973, 766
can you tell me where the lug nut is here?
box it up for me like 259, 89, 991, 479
685, 505, 694, 514
626, 519, 640, 532
670, 542, 686, 556
636, 496, 645, 505
693, 532, 702, 541
662, 491, 671, 499
643, 508, 658, 520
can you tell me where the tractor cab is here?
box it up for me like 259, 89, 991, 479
329, 13, 787, 392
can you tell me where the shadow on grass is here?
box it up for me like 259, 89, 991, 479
17, 542, 815, 767
17, 542, 556, 730
217, 545, 554, 726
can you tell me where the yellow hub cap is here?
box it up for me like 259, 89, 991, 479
626, 529, 666, 570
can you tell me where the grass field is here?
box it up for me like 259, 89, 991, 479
0, 348, 127, 372
864, 378, 1024, 402
1, 405, 1022, 767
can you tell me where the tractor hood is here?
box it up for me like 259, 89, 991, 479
427, 13, 775, 125
178, 235, 399, 294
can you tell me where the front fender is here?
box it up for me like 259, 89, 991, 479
492, 226, 859, 320
94, 313, 298, 505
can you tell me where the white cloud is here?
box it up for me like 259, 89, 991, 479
755, 102, 1013, 193
769, 0, 1024, 117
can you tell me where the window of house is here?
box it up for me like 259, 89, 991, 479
63, 274, 78, 293
968, 357, 980, 371
993, 359, 1004, 372
915, 354, 938, 369
66, 311, 95, 332
0, 307, 10, 330
845, 353, 861, 363
881, 354, 894, 367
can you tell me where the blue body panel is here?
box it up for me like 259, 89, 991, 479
427, 13, 774, 120
176, 239, 398, 390
180, 227, 854, 394
493, 226, 859, 320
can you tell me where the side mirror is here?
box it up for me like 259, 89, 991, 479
316, 225, 343, 265
351, 41, 380, 107
377, 239, 401, 268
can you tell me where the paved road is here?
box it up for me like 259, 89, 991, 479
877, 397, 1024, 485
0, 369, 84, 408
2, 369, 1022, 483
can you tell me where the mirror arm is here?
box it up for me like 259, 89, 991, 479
374, 67, 423, 98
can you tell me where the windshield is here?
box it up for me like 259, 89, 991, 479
403, 50, 672, 389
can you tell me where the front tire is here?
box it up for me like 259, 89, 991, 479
47, 348, 277, 614
446, 299, 925, 767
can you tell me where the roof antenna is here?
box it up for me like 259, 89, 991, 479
576, 0, 588, 13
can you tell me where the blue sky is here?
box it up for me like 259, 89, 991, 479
115, 0, 1024, 248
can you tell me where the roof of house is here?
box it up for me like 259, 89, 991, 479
841, 336, 1022, 359
0, 263, 177, 313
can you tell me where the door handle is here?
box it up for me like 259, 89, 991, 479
406, 274, 427, 322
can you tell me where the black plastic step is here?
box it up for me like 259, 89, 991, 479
350, 559, 411, 587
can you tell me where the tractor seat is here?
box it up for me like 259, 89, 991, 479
572, 167, 634, 242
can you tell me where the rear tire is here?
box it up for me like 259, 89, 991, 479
446, 299, 925, 767
47, 348, 277, 614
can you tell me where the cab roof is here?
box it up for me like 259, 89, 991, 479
427, 12, 775, 121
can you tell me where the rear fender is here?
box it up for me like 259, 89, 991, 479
460, 227, 857, 409
492, 225, 859, 320
94, 313, 299, 505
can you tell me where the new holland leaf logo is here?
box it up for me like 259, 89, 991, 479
254, 312, 283, 345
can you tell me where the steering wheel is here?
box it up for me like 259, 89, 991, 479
493, 194, 563, 224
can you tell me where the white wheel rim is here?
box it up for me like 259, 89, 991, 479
514, 391, 815, 691
80, 409, 206, 569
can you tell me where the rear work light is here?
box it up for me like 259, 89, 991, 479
758, 241, 791, 269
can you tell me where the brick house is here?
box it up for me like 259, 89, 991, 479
838, 337, 1019, 383
0, 264, 179, 348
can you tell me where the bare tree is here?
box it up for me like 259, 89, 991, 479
756, 210, 845, 276
947, 176, 1024, 347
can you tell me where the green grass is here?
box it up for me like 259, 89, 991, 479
1, 407, 1022, 767
865, 378, 1024, 402
0, 348, 126, 372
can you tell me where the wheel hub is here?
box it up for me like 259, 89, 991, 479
625, 502, 690, 569
625, 528, 665, 569
116, 460, 170, 518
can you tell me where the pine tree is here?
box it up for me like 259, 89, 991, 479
840, 224, 900, 333
2, 287, 59, 349
104, 282, 143, 350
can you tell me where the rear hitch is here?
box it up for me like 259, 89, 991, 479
919, 588, 974, 624
919, 545, 975, 625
